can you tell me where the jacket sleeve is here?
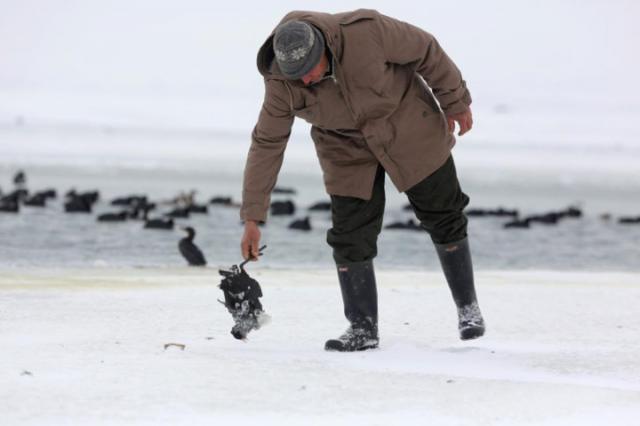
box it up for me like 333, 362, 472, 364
240, 79, 294, 223
376, 13, 472, 115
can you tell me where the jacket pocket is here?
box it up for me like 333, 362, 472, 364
414, 93, 441, 116
414, 95, 449, 138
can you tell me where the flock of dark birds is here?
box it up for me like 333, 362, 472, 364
1, 171, 216, 266
383, 205, 640, 231
2, 170, 639, 266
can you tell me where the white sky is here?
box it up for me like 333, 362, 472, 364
0, 0, 639, 127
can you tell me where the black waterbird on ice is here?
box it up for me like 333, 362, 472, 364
178, 226, 207, 266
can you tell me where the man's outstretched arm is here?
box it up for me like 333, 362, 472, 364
240, 79, 294, 260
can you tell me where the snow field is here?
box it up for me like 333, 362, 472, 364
1, 268, 639, 425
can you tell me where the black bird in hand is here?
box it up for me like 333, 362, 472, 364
179, 226, 207, 266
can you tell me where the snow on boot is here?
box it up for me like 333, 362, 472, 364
435, 237, 486, 340
325, 325, 379, 352
457, 301, 485, 340
325, 260, 379, 352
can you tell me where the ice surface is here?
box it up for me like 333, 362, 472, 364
1, 268, 639, 425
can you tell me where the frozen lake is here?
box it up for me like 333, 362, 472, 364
1, 125, 639, 271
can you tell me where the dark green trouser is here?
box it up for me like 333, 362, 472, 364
327, 156, 470, 264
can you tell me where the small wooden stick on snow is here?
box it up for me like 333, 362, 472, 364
163, 343, 186, 351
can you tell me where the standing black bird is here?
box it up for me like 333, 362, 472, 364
178, 227, 207, 266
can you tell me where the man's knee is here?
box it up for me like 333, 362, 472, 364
421, 211, 468, 244
406, 156, 470, 244
327, 209, 383, 263
327, 229, 379, 264
327, 200, 384, 264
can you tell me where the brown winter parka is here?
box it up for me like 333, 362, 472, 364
241, 9, 472, 222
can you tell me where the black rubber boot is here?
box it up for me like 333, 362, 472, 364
434, 237, 486, 340
325, 260, 379, 351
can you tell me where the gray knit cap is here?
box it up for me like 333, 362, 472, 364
273, 20, 325, 80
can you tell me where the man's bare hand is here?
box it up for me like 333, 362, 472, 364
446, 108, 473, 136
241, 220, 262, 261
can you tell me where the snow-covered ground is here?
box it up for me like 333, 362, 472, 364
1, 268, 639, 425
1, 2, 639, 424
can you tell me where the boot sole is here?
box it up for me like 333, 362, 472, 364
324, 340, 379, 352
357, 342, 379, 351
460, 326, 485, 341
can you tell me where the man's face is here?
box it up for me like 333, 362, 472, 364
301, 54, 328, 86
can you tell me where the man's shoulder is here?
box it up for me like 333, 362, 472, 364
280, 9, 380, 26
334, 8, 380, 25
